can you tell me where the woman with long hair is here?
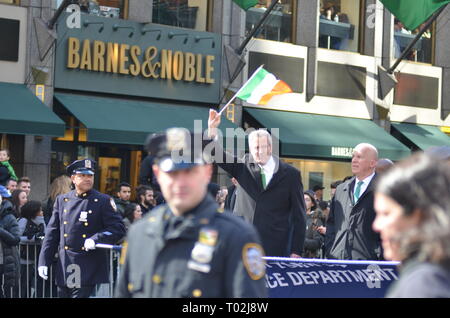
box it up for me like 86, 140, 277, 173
122, 203, 143, 231
302, 190, 324, 258
373, 153, 450, 297
43, 175, 72, 225
11, 189, 27, 219
17, 200, 46, 297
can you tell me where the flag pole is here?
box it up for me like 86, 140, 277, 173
235, 0, 280, 56
387, 4, 448, 74
218, 64, 264, 116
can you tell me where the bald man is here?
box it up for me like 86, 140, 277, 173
376, 158, 394, 175
325, 143, 383, 260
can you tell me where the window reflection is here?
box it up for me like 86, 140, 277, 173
245, 0, 293, 43
319, 0, 360, 52
152, 0, 209, 31
393, 19, 433, 64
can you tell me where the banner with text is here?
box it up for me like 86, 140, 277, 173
264, 257, 400, 298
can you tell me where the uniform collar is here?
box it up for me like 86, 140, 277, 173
145, 195, 219, 240
74, 189, 93, 198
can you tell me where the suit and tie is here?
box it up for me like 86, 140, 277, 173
214, 149, 307, 257
325, 173, 382, 260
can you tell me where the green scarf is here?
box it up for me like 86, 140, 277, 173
0, 161, 18, 181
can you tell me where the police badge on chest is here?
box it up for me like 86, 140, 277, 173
187, 227, 218, 273
79, 211, 88, 222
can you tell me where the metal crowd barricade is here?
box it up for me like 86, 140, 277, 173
0, 242, 123, 298
93, 244, 123, 298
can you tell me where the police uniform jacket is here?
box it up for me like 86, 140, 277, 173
115, 195, 268, 298
38, 189, 126, 287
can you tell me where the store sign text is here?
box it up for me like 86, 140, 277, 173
331, 147, 354, 158
66, 37, 215, 84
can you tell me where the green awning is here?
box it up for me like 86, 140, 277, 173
55, 93, 239, 145
391, 122, 450, 150
0, 83, 65, 136
245, 108, 411, 160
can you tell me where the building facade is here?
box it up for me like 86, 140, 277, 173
0, 0, 449, 202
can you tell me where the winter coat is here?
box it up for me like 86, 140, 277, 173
0, 165, 11, 186
325, 176, 382, 260
303, 211, 324, 258
0, 200, 21, 288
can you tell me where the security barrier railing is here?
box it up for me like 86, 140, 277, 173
0, 242, 122, 298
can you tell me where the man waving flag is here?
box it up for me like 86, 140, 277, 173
380, 0, 450, 30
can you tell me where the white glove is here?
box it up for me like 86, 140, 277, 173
84, 238, 96, 251
38, 266, 48, 280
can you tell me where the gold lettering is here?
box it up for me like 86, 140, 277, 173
195, 54, 205, 83
129, 45, 141, 76
160, 49, 172, 80
67, 37, 80, 69
172, 51, 184, 81
184, 52, 195, 82
106, 42, 119, 73
141, 46, 159, 78
80, 39, 92, 70
119, 44, 130, 75
66, 38, 216, 85
93, 41, 105, 72
205, 55, 215, 84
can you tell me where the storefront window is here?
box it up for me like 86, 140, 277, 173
77, 145, 97, 160
99, 157, 121, 196
51, 150, 73, 181
319, 0, 361, 52
246, 0, 293, 43
283, 158, 352, 202
393, 19, 433, 64
55, 0, 128, 19
152, 0, 209, 31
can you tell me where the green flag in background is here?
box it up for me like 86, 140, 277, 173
380, 0, 450, 30
232, 0, 259, 10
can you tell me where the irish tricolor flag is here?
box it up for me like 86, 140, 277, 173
236, 66, 292, 105
380, 0, 450, 31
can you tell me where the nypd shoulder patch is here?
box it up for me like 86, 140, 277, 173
242, 243, 266, 280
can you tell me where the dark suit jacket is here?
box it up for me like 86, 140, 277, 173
325, 175, 382, 260
215, 148, 306, 257
224, 185, 236, 212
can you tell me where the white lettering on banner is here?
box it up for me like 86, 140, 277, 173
331, 147, 354, 158
265, 268, 398, 288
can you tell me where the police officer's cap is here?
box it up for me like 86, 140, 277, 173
146, 128, 207, 172
66, 159, 96, 176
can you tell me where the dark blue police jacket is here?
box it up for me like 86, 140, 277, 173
38, 189, 126, 287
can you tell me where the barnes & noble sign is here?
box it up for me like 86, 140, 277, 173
55, 14, 222, 104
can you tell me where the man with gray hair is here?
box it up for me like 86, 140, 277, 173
208, 109, 306, 258
325, 143, 383, 260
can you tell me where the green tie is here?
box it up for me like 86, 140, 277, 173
354, 181, 364, 202
261, 169, 267, 189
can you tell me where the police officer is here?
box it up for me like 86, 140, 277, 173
38, 159, 126, 298
115, 128, 267, 298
